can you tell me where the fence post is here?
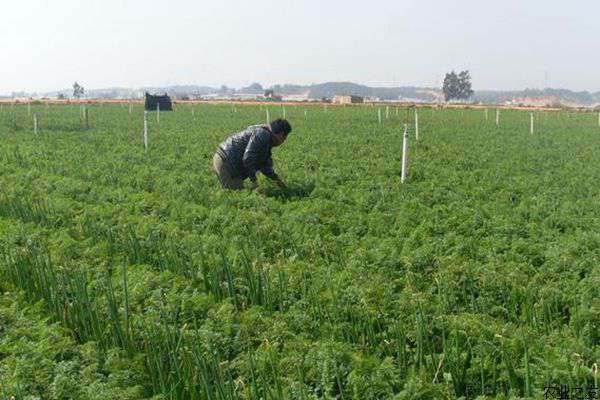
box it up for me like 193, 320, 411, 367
378, 108, 382, 124
143, 111, 148, 152
401, 123, 409, 183
530, 112, 534, 134
266, 108, 270, 124
85, 107, 90, 130
485, 108, 488, 122
415, 108, 419, 141
157, 103, 160, 124
33, 113, 38, 135
496, 108, 500, 127
386, 106, 389, 119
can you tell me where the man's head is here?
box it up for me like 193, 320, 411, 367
269, 119, 292, 147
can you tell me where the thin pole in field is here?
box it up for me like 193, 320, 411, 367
530, 112, 534, 134
143, 111, 148, 152
597, 111, 599, 127
496, 108, 500, 127
401, 123, 409, 183
304, 109, 307, 119
33, 113, 38, 135
129, 103, 132, 115
266, 108, 270, 124
156, 103, 160, 123
396, 107, 399, 115
85, 107, 90, 130
415, 108, 419, 141
485, 108, 488, 122
386, 106, 389, 119
27, 102, 31, 115
378, 108, 382, 124
283, 106, 286, 119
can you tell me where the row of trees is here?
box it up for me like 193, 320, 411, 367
66, 75, 472, 102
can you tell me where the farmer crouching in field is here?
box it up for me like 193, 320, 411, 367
213, 119, 291, 190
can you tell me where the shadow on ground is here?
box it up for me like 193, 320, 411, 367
261, 181, 315, 202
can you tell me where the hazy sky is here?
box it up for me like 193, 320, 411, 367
1, 0, 598, 94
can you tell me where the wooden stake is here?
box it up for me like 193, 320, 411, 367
33, 113, 38, 135
415, 108, 419, 141
157, 103, 160, 123
386, 106, 389, 119
496, 109, 500, 127
378, 108, 382, 124
283, 106, 286, 119
485, 108, 488, 122
266, 108, 270, 124
85, 107, 89, 130
401, 123, 409, 183
143, 111, 148, 152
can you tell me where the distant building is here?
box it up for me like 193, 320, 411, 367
282, 91, 310, 102
363, 96, 380, 103
511, 96, 560, 107
145, 93, 173, 111
332, 95, 363, 104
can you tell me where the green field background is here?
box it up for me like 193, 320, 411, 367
0, 104, 598, 399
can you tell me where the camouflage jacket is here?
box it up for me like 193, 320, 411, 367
216, 124, 278, 182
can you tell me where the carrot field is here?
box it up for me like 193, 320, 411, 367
0, 103, 598, 399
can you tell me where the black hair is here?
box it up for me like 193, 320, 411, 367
270, 119, 292, 136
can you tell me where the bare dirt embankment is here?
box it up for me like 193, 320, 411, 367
0, 98, 577, 112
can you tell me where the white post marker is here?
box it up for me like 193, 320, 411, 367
157, 103, 160, 123
386, 106, 389, 119
33, 113, 38, 135
496, 108, 500, 127
304, 109, 307, 119
401, 123, 409, 183
266, 108, 270, 124
530, 112, 534, 134
129, 103, 132, 115
378, 108, 382, 124
283, 106, 286, 119
143, 111, 148, 152
85, 107, 90, 130
485, 108, 488, 122
415, 108, 420, 141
